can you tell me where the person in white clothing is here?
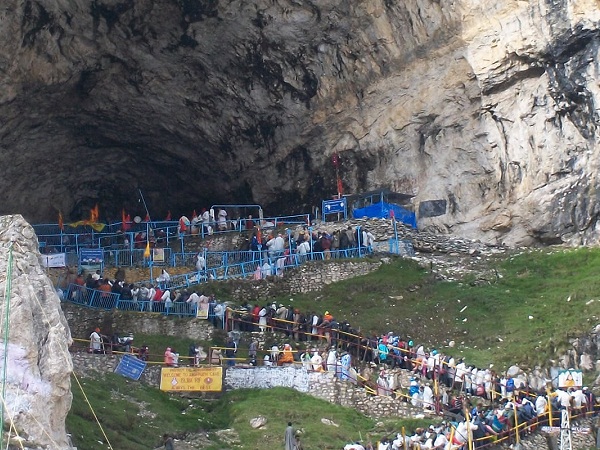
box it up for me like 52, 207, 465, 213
258, 306, 268, 332
432, 431, 448, 449
422, 383, 434, 410
297, 240, 310, 259
266, 233, 285, 258
161, 289, 172, 313
217, 208, 228, 231
455, 359, 466, 390
535, 393, 548, 416
89, 328, 103, 353
326, 348, 337, 372
454, 420, 478, 446
310, 350, 323, 371
195, 252, 206, 272
156, 269, 170, 284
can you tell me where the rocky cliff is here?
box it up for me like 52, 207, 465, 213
0, 215, 72, 449
1, 0, 599, 246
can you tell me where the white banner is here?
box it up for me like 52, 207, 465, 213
40, 253, 66, 268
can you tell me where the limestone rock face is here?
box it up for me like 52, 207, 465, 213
1, 1, 600, 245
0, 215, 73, 449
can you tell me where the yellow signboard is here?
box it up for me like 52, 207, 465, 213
160, 367, 223, 392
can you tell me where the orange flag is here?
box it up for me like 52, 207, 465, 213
144, 240, 151, 258
58, 211, 64, 231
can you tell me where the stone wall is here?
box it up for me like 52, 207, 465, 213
226, 259, 383, 301
224, 365, 417, 419
73, 355, 417, 419
62, 303, 214, 342
71, 352, 162, 386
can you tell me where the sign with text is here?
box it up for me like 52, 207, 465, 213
323, 198, 346, 214
160, 367, 223, 392
40, 253, 66, 268
115, 354, 147, 381
79, 248, 104, 264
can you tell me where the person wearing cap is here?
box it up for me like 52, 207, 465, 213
89, 327, 103, 354
275, 304, 288, 332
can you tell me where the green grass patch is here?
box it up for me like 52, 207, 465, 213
256, 248, 600, 370
68, 372, 212, 450
68, 380, 394, 449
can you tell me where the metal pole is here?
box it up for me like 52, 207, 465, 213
138, 189, 152, 224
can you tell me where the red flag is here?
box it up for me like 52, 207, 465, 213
165, 210, 172, 221
122, 210, 131, 231
390, 210, 395, 219
337, 177, 344, 196
144, 213, 150, 222
58, 211, 64, 231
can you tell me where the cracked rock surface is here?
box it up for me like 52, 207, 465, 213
1, 0, 600, 246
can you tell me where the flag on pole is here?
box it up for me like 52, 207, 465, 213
122, 210, 132, 231
58, 211, 64, 231
144, 213, 150, 222
144, 240, 151, 258
336, 177, 344, 196
165, 210, 172, 221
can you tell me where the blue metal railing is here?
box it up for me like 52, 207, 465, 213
63, 284, 200, 317
34, 214, 310, 256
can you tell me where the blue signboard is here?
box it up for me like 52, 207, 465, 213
80, 248, 104, 264
322, 198, 347, 222
115, 354, 147, 381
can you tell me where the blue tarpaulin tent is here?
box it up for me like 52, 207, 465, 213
352, 201, 417, 228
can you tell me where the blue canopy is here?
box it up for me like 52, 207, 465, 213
352, 201, 417, 228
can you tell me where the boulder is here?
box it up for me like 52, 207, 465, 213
0, 215, 73, 449
250, 416, 267, 429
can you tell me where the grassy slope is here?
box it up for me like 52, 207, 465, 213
69, 376, 430, 450
262, 247, 600, 369
68, 372, 221, 450
68, 247, 600, 448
